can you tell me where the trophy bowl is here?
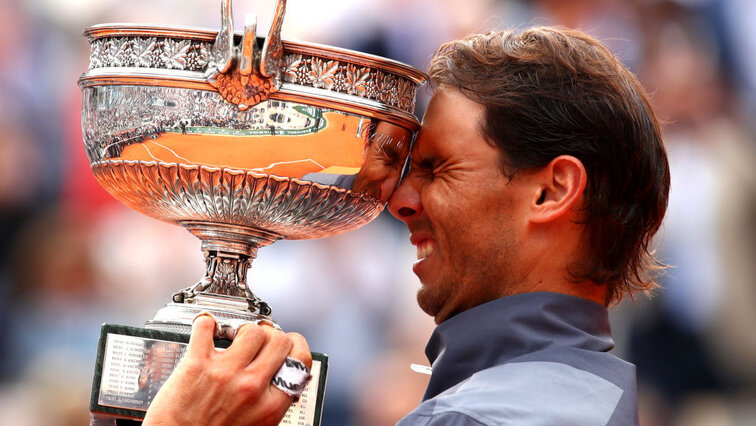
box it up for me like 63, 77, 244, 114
79, 0, 426, 334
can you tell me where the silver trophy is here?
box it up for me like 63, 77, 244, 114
80, 0, 425, 423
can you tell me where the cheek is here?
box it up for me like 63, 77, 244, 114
380, 174, 400, 201
421, 181, 458, 218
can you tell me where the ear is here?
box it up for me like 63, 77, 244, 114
529, 155, 587, 224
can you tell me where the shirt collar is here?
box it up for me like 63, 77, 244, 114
422, 292, 615, 400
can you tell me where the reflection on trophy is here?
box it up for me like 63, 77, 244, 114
81, 0, 425, 423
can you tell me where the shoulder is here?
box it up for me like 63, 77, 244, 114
397, 410, 487, 426
399, 361, 634, 426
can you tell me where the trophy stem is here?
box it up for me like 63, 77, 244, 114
176, 221, 282, 314
145, 221, 282, 334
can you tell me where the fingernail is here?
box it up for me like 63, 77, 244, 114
193, 311, 222, 337
193, 311, 217, 324
257, 319, 277, 329
192, 311, 223, 337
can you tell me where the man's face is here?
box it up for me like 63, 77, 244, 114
352, 122, 411, 202
388, 86, 533, 324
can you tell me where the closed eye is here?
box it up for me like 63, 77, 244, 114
380, 144, 401, 164
409, 155, 437, 177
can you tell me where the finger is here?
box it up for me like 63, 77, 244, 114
286, 332, 313, 370
268, 333, 312, 401
187, 313, 217, 359
222, 323, 268, 368
245, 328, 292, 379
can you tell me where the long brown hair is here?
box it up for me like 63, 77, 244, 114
429, 27, 670, 304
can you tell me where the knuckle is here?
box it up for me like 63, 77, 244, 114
265, 326, 285, 337
236, 323, 266, 341
181, 357, 206, 377
269, 329, 290, 347
236, 374, 265, 396
286, 332, 307, 346
205, 365, 232, 384
281, 341, 295, 358
286, 331, 305, 339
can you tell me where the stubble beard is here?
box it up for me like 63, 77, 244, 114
417, 233, 519, 324
416, 275, 450, 324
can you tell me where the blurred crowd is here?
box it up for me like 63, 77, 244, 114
1, 0, 755, 425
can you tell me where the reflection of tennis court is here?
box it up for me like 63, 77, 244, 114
117, 112, 366, 178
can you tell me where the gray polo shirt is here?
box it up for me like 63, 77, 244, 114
396, 292, 638, 426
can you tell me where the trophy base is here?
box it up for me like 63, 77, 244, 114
146, 293, 277, 335
89, 324, 328, 425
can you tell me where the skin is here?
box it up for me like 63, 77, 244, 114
387, 85, 606, 324
143, 315, 312, 426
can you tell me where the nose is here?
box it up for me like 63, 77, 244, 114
387, 173, 422, 220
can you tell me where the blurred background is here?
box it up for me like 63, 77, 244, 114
1, 0, 755, 424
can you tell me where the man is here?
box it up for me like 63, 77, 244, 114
144, 26, 669, 425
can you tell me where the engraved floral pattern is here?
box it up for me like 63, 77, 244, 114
185, 45, 210, 70
131, 37, 158, 68
88, 37, 211, 72
363, 73, 381, 100
89, 39, 103, 69
277, 56, 417, 110
148, 41, 165, 68
345, 64, 370, 96
161, 39, 193, 70
376, 73, 398, 105
307, 58, 339, 90
330, 69, 350, 93
103, 39, 117, 68
88, 37, 420, 113
112, 39, 134, 67
283, 54, 306, 83
396, 78, 415, 111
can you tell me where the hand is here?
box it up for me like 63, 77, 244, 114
143, 314, 312, 426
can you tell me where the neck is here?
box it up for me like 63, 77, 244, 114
509, 278, 607, 306
510, 225, 607, 305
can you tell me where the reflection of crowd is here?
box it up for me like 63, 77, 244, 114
84, 89, 322, 159
1, 0, 756, 425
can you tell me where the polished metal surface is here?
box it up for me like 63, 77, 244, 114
80, 0, 425, 330
89, 160, 384, 238
146, 294, 278, 335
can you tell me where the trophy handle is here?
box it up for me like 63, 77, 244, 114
260, 0, 286, 78
207, 0, 287, 110
211, 0, 235, 75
